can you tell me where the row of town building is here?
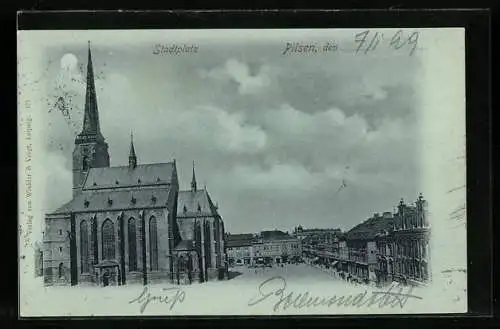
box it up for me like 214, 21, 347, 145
298, 194, 430, 286
226, 230, 302, 266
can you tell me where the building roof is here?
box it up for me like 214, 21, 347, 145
227, 233, 254, 240
226, 233, 255, 247
50, 186, 171, 214
298, 228, 342, 233
261, 230, 292, 241
83, 162, 175, 190
345, 215, 394, 241
226, 240, 253, 248
177, 189, 219, 218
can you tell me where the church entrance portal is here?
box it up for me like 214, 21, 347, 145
94, 260, 120, 287
103, 271, 110, 286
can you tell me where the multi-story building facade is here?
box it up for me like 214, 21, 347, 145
226, 231, 301, 266
253, 239, 301, 265
391, 194, 430, 286
345, 212, 394, 283
295, 226, 343, 266
253, 230, 301, 265
338, 238, 349, 272
298, 195, 430, 287
293, 226, 341, 243
375, 230, 394, 285
226, 234, 256, 266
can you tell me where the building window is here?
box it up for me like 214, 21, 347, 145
102, 219, 115, 260
204, 221, 212, 269
82, 155, 89, 171
59, 229, 62, 235
128, 218, 137, 271
149, 217, 158, 271
58, 262, 64, 278
80, 220, 89, 273
59, 247, 63, 253
91, 218, 98, 265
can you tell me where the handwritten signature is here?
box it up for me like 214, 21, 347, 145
129, 285, 186, 314
248, 276, 422, 312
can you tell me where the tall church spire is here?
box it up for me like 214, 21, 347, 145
81, 41, 101, 135
73, 42, 110, 196
129, 132, 137, 169
191, 160, 197, 192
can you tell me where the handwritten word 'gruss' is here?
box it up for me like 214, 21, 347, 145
248, 276, 422, 312
354, 30, 420, 56
129, 285, 186, 313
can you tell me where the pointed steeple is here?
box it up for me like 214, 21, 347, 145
129, 132, 137, 169
191, 160, 197, 192
81, 41, 101, 136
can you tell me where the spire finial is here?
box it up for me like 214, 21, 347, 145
129, 131, 137, 169
191, 160, 197, 192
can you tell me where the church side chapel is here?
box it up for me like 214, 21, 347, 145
42, 42, 228, 287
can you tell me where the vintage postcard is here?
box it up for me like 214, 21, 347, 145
18, 28, 466, 316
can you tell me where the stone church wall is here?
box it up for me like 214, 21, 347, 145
70, 207, 173, 286
43, 214, 72, 286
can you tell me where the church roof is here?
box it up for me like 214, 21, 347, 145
177, 189, 218, 218
83, 162, 175, 190
51, 186, 171, 214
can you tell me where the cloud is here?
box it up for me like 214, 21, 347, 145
47, 57, 267, 159
260, 104, 370, 172
157, 105, 268, 154
201, 59, 271, 95
42, 152, 73, 212
225, 163, 323, 191
361, 79, 388, 101
39, 43, 421, 233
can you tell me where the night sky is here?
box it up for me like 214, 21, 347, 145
29, 29, 423, 234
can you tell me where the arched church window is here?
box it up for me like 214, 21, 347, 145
80, 220, 89, 273
58, 262, 64, 278
82, 155, 89, 171
149, 217, 159, 271
204, 221, 212, 269
91, 218, 98, 264
128, 218, 137, 271
102, 219, 115, 260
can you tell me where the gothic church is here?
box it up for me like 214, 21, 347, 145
43, 43, 227, 286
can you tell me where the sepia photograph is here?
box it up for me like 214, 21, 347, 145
18, 28, 466, 316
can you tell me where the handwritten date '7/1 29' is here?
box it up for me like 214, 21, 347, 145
355, 30, 420, 56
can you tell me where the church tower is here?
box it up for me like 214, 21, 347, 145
72, 41, 110, 196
